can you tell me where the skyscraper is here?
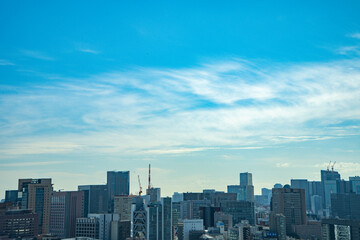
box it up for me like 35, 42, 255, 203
78, 185, 108, 216
228, 172, 254, 202
321, 169, 340, 211
49, 191, 84, 238
240, 172, 253, 186
349, 176, 360, 194
291, 179, 311, 210
331, 192, 360, 220
271, 187, 307, 234
146, 188, 161, 203
114, 195, 135, 221
107, 171, 130, 212
18, 178, 52, 234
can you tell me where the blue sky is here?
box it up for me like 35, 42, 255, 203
1, 1, 360, 199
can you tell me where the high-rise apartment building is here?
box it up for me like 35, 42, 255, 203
107, 171, 130, 212
271, 187, 307, 234
18, 178, 52, 234
49, 191, 84, 238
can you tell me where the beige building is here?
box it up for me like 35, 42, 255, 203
18, 178, 52, 234
113, 195, 135, 221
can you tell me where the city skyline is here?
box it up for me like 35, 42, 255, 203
1, 1, 360, 199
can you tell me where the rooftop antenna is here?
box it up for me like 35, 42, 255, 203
148, 164, 151, 189
332, 161, 336, 172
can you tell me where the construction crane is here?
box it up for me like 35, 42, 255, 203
331, 161, 336, 172
138, 175, 143, 196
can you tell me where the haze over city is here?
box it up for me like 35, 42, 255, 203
1, 1, 360, 200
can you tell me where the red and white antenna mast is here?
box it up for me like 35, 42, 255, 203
148, 164, 151, 189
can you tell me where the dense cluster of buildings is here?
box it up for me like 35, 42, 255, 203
0, 167, 359, 240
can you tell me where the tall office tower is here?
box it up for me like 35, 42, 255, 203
271, 187, 307, 234
227, 185, 254, 202
87, 213, 120, 240
113, 195, 135, 221
321, 169, 341, 210
311, 195, 323, 216
220, 200, 255, 225
172, 202, 181, 229
240, 172, 252, 186
0, 209, 39, 239
179, 219, 204, 240
269, 212, 286, 240
18, 178, 52, 234
162, 197, 172, 240
239, 172, 254, 202
147, 202, 163, 240
130, 196, 172, 240
107, 171, 130, 212
291, 179, 311, 210
349, 176, 360, 194
331, 192, 360, 220
321, 219, 360, 240
146, 188, 161, 203
49, 191, 84, 238
261, 188, 272, 206
76, 217, 100, 239
78, 185, 108, 216
199, 206, 220, 229
180, 200, 211, 219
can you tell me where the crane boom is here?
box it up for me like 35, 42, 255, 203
138, 175, 142, 196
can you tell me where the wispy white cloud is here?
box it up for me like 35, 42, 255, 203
21, 50, 55, 61
336, 46, 360, 55
314, 162, 360, 176
0, 59, 360, 157
348, 33, 360, 39
0, 59, 15, 66
0, 161, 66, 167
276, 163, 290, 168
77, 48, 100, 54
